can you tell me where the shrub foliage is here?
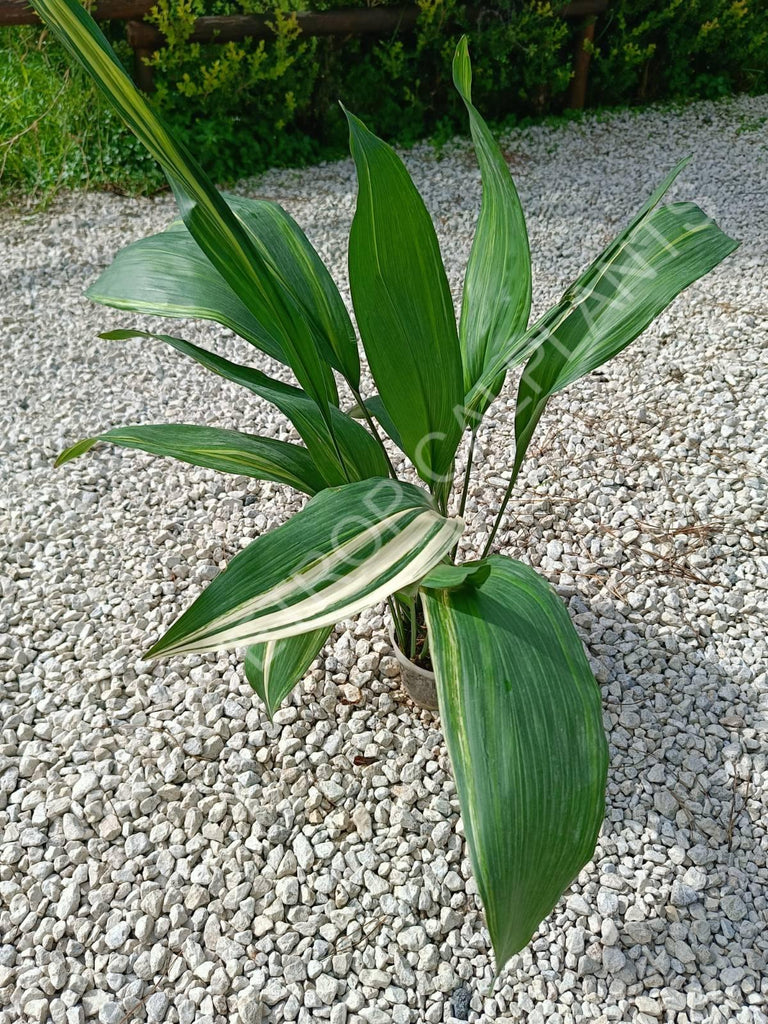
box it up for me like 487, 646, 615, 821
2, 0, 766, 198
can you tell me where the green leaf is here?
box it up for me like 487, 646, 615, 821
55, 424, 326, 496
465, 158, 738, 426
345, 108, 464, 485
88, 192, 361, 389
419, 559, 490, 590
348, 394, 405, 453
86, 221, 288, 365
422, 556, 608, 971
102, 330, 388, 488
228, 195, 360, 389
245, 628, 331, 720
148, 479, 463, 657
31, 0, 337, 422
509, 198, 738, 482
453, 37, 531, 409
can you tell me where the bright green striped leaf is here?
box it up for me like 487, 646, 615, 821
55, 424, 325, 496
453, 37, 531, 409
245, 628, 331, 720
508, 199, 738, 483
345, 109, 464, 486
422, 556, 608, 971
31, 0, 337, 423
102, 330, 388, 488
148, 479, 463, 657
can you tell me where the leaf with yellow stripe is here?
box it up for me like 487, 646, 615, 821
422, 556, 608, 971
31, 0, 338, 421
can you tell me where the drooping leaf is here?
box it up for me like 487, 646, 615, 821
245, 628, 331, 720
148, 479, 463, 657
422, 556, 608, 971
453, 37, 531, 409
31, 0, 337, 422
102, 330, 388, 487
345, 109, 464, 486
56, 424, 325, 495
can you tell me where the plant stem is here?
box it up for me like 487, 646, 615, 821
408, 596, 418, 661
449, 427, 477, 560
351, 387, 398, 479
481, 464, 520, 558
388, 596, 406, 649
458, 427, 476, 519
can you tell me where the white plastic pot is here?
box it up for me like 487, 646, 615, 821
388, 624, 439, 710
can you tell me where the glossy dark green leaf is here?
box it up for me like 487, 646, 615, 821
345, 109, 464, 486
423, 556, 608, 971
56, 423, 325, 495
88, 192, 361, 389
102, 330, 388, 488
245, 628, 331, 720
453, 37, 531, 410
228, 195, 359, 389
149, 479, 463, 657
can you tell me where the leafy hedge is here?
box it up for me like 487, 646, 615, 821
1, 0, 765, 200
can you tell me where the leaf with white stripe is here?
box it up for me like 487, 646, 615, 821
453, 37, 531, 409
148, 480, 463, 657
508, 198, 738, 484
55, 424, 325, 495
245, 629, 331, 720
423, 556, 608, 972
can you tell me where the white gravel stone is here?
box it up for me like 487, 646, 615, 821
2, 92, 766, 1024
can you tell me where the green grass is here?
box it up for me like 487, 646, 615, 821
0, 27, 162, 206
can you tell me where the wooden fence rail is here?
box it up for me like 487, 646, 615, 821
1, 0, 607, 105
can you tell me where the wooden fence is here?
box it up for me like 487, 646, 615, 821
0, 0, 607, 106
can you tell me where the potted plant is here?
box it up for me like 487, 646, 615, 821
31, 0, 737, 974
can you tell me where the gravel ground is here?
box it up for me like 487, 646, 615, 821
2, 93, 767, 1024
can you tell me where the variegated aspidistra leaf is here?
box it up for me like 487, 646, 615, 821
56, 424, 326, 496
245, 629, 331, 720
31, 0, 338, 422
453, 37, 531, 409
149, 480, 463, 657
